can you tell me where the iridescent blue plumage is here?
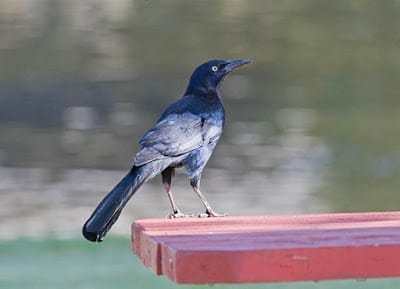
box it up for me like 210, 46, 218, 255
83, 59, 251, 242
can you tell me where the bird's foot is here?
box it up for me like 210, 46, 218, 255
167, 211, 196, 219
198, 210, 227, 218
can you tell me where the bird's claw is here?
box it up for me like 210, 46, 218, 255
197, 210, 227, 218
167, 211, 196, 219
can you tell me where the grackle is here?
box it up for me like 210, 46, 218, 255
82, 59, 251, 242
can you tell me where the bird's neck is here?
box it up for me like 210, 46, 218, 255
185, 85, 221, 101
185, 74, 223, 98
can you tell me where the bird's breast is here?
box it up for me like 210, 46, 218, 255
201, 119, 223, 144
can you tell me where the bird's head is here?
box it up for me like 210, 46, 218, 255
186, 59, 251, 95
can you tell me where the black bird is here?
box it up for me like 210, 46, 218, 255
82, 59, 251, 242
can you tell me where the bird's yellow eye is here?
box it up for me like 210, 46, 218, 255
211, 66, 218, 72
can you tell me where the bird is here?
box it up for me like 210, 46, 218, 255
82, 59, 251, 242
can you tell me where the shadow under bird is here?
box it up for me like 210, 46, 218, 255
82, 59, 252, 242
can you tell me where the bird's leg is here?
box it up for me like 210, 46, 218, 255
162, 168, 194, 219
190, 177, 226, 218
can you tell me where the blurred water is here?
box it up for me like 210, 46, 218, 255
1, 0, 400, 240
0, 109, 331, 239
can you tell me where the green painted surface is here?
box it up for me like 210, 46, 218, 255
1, 238, 400, 289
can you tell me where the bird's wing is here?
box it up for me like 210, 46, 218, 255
134, 113, 220, 166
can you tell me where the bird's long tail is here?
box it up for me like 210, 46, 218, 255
82, 164, 158, 242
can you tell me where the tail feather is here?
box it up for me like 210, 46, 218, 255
82, 164, 154, 242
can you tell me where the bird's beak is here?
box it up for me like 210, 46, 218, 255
224, 59, 252, 73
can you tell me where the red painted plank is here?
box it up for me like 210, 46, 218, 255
131, 212, 400, 284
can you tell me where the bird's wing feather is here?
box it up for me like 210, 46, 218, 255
134, 113, 220, 166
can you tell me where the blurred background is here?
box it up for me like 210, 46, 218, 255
1, 0, 400, 288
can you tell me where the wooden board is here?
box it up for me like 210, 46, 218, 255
131, 212, 400, 284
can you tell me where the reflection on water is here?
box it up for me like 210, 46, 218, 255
0, 109, 331, 240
